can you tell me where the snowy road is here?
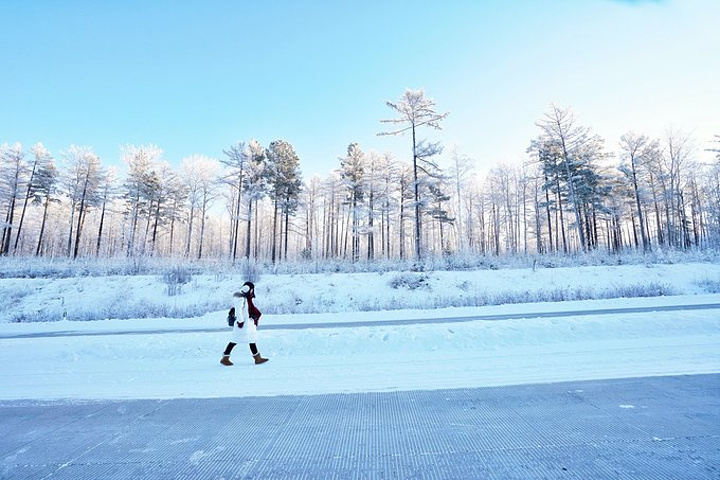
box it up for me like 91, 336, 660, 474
1, 297, 719, 401
1, 296, 719, 478
1, 374, 718, 479
2, 300, 719, 339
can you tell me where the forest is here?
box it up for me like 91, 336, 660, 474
2, 93, 719, 266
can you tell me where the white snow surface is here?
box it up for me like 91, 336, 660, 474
1, 262, 719, 401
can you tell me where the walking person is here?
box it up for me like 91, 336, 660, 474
221, 281, 269, 366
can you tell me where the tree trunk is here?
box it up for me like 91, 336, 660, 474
150, 198, 161, 255
232, 176, 242, 262
284, 203, 290, 261
96, 196, 108, 257
36, 196, 50, 256
630, 159, 649, 252
544, 172, 554, 253
271, 197, 278, 263
412, 124, 422, 260
2, 197, 16, 255
198, 196, 207, 260
14, 161, 39, 254
245, 199, 253, 259
185, 206, 195, 258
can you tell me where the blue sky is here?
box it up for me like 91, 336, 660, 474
1, 0, 717, 177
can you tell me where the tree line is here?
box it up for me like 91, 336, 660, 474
2, 90, 719, 263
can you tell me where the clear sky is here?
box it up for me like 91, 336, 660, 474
1, 0, 717, 178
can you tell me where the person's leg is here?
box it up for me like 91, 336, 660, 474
221, 342, 237, 366
249, 343, 268, 364
245, 322, 267, 364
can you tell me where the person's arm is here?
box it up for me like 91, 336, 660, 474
232, 293, 249, 324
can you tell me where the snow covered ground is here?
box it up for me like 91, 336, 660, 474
1, 262, 719, 401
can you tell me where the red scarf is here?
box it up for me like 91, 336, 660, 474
248, 294, 262, 325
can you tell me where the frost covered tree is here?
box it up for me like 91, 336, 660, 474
222, 141, 250, 261
94, 167, 118, 257
320, 172, 342, 259
534, 106, 587, 251
13, 143, 50, 253
180, 155, 220, 260
533, 105, 608, 252
266, 140, 302, 263
144, 162, 182, 256
427, 178, 454, 254
243, 140, 267, 259
619, 132, 659, 252
658, 130, 695, 248
380, 88, 449, 260
377, 152, 399, 259
339, 143, 365, 262
299, 175, 322, 259
29, 150, 59, 256
0, 143, 26, 255
61, 145, 104, 258
122, 145, 164, 256
165, 173, 188, 257
448, 149, 474, 253
363, 151, 385, 261
705, 136, 720, 246
397, 163, 415, 259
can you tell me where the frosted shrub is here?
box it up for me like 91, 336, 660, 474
609, 282, 676, 298
163, 267, 192, 296
239, 259, 261, 284
389, 273, 430, 290
697, 278, 720, 293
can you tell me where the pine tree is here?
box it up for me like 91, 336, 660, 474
534, 105, 608, 252
339, 143, 365, 262
122, 145, 164, 256
31, 153, 59, 256
266, 140, 302, 263
379, 88, 449, 260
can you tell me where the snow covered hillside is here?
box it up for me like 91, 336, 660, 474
1, 260, 719, 401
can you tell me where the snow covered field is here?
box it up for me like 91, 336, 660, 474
1, 261, 719, 401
